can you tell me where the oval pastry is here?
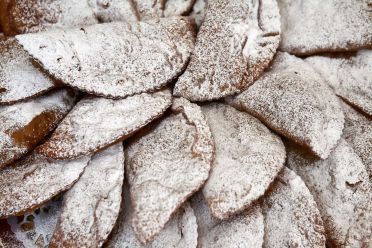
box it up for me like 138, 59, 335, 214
174, 0, 281, 101
306, 50, 372, 118
262, 167, 326, 248
37, 90, 172, 159
17, 17, 195, 98
0, 153, 90, 219
287, 140, 372, 247
201, 103, 285, 219
229, 52, 344, 159
126, 97, 214, 244
50, 143, 124, 248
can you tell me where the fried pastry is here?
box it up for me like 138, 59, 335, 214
0, 0, 98, 35
278, 0, 372, 55
201, 103, 285, 219
287, 140, 372, 247
341, 102, 372, 180
228, 52, 344, 159
17, 17, 195, 98
37, 90, 172, 159
0, 153, 90, 219
262, 167, 326, 248
306, 50, 372, 118
50, 144, 124, 248
174, 0, 281, 101
125, 97, 214, 244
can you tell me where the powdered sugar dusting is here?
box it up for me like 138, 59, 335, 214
228, 52, 344, 159
37, 89, 172, 159
341, 102, 372, 180
0, 37, 56, 104
17, 17, 195, 98
0, 153, 90, 219
306, 50, 372, 117
126, 97, 214, 244
8, 198, 62, 248
0, 0, 98, 35
278, 0, 372, 55
0, 89, 76, 169
287, 139, 372, 247
262, 167, 326, 248
174, 0, 281, 101
106, 185, 198, 248
190, 192, 264, 248
50, 143, 124, 248
201, 103, 285, 219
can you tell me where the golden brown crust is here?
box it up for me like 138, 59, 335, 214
0, 89, 76, 169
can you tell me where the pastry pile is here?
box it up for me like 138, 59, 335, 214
0, 0, 371, 247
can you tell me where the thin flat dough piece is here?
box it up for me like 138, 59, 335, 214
0, 0, 98, 35
105, 185, 198, 248
126, 97, 214, 244
228, 52, 344, 159
201, 103, 285, 219
191, 193, 264, 248
278, 0, 372, 55
306, 50, 372, 118
49, 144, 124, 248
287, 139, 372, 247
341, 102, 372, 180
0, 37, 56, 104
7, 198, 62, 248
0, 153, 90, 219
37, 89, 172, 159
17, 17, 195, 98
174, 0, 281, 101
262, 167, 326, 248
0, 89, 76, 169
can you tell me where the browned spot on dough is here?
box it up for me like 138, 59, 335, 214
6, 111, 58, 149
